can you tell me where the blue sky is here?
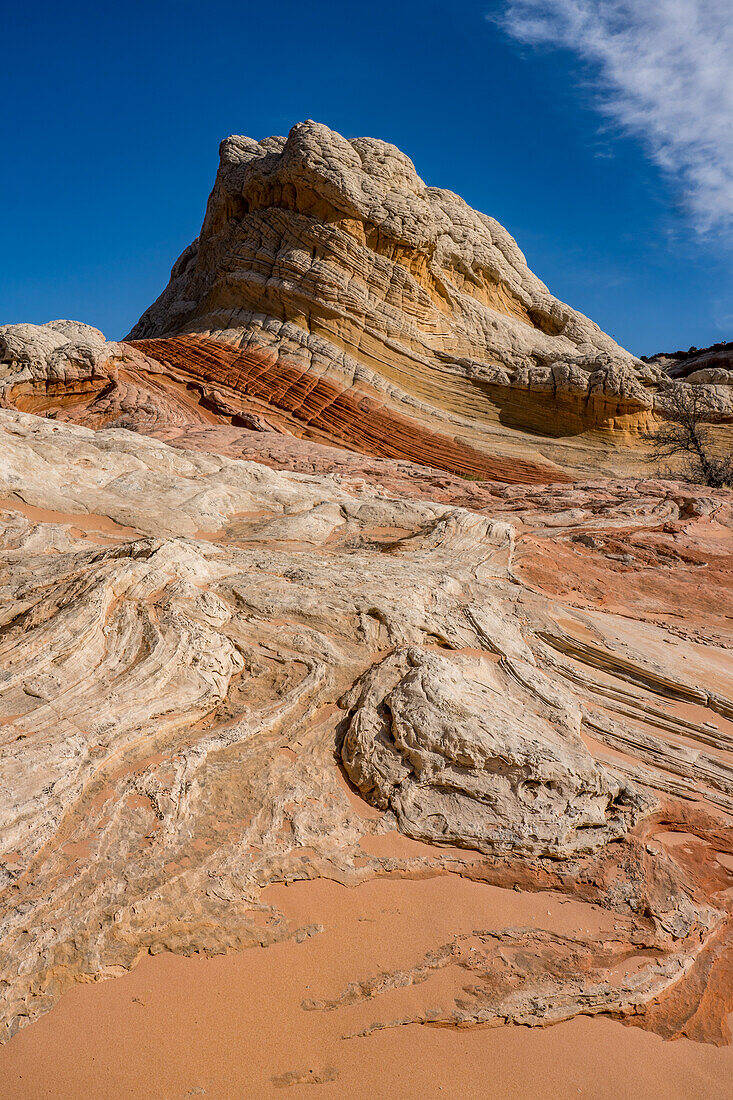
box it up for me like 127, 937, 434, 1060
3, 0, 731, 355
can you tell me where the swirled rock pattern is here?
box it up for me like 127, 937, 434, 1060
0, 322, 571, 482
1, 123, 733, 1080
340, 646, 648, 856
1, 408, 732, 1052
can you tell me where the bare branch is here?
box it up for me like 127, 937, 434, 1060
644, 385, 732, 488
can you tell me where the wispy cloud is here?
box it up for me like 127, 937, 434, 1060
499, 1, 733, 235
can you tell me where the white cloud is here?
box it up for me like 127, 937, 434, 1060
500, 1, 733, 234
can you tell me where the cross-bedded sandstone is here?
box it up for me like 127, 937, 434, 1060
1, 410, 732, 1046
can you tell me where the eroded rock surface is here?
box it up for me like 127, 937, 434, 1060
647, 339, 733, 385
2, 124, 730, 479
1, 409, 732, 1047
125, 121, 731, 457
1, 122, 732, 1060
340, 647, 649, 857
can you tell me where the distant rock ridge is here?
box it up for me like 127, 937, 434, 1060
644, 340, 733, 384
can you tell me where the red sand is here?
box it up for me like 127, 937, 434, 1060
0, 496, 140, 540
2, 874, 733, 1099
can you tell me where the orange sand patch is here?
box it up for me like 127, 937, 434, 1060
0, 496, 139, 539
4, 874, 730, 1098
333, 766, 383, 821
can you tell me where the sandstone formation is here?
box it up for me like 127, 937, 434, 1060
1, 123, 733, 1080
646, 339, 733, 384
1, 123, 731, 481
0, 321, 572, 483
340, 646, 649, 857
126, 121, 732, 457
1, 408, 732, 1050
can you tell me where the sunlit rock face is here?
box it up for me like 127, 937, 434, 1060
1, 124, 731, 478
125, 121, 731, 451
647, 339, 733, 383
340, 645, 648, 857
129, 120, 632, 369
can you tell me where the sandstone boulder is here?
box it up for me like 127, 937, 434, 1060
340, 647, 648, 857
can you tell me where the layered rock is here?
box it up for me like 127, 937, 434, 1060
0, 321, 572, 482
1, 124, 731, 478
2, 122, 733, 1063
340, 647, 647, 857
1, 409, 732, 1047
125, 121, 731, 461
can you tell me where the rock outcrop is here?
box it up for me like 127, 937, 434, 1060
1, 124, 730, 480
1, 408, 732, 1047
0, 321, 572, 482
646, 339, 733, 386
125, 121, 731, 459
1, 122, 733, 1066
340, 647, 648, 857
